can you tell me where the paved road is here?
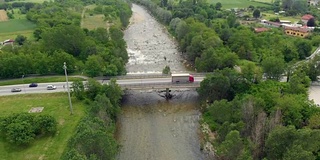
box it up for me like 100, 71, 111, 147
0, 77, 205, 96
0, 82, 69, 96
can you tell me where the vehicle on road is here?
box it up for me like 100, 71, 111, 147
171, 73, 194, 83
47, 85, 57, 90
29, 83, 38, 87
11, 88, 22, 92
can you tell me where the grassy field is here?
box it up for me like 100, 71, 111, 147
262, 12, 301, 23
0, 76, 86, 86
0, 93, 86, 160
0, 19, 36, 33
208, 0, 271, 9
82, 14, 108, 30
7, 0, 48, 3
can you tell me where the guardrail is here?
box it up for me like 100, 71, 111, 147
102, 72, 213, 80
119, 82, 201, 90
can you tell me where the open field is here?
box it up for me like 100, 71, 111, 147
0, 93, 86, 160
0, 19, 36, 33
208, 0, 271, 9
7, 0, 48, 3
0, 30, 33, 41
262, 12, 301, 23
82, 14, 108, 30
0, 76, 86, 86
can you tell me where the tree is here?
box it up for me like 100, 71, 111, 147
261, 56, 286, 81
215, 2, 222, 10
85, 55, 105, 77
217, 130, 243, 160
265, 126, 297, 160
162, 65, 171, 74
307, 18, 316, 27
41, 25, 87, 57
85, 78, 102, 101
295, 39, 312, 60
6, 121, 35, 145
33, 115, 57, 135
253, 9, 260, 19
72, 80, 86, 100
198, 72, 231, 102
15, 35, 27, 45
283, 145, 315, 160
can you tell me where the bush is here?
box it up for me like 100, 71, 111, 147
0, 113, 57, 145
162, 65, 171, 74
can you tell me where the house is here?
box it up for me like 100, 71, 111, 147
301, 14, 314, 24
254, 28, 269, 33
284, 26, 311, 38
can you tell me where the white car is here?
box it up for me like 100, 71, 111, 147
47, 85, 57, 90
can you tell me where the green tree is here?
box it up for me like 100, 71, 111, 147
162, 65, 171, 74
217, 130, 243, 160
41, 25, 86, 57
283, 145, 315, 160
33, 115, 57, 135
72, 80, 85, 100
215, 2, 222, 10
85, 78, 102, 101
6, 121, 35, 145
85, 55, 105, 77
253, 9, 260, 19
15, 35, 27, 45
265, 126, 297, 160
261, 56, 285, 81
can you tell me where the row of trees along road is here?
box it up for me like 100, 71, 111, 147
61, 79, 123, 159
0, 0, 132, 79
134, 0, 320, 159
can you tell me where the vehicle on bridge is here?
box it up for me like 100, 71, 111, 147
171, 73, 194, 83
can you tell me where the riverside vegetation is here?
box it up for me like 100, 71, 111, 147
134, 0, 320, 159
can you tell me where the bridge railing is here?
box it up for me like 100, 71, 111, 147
120, 81, 201, 90
102, 72, 213, 80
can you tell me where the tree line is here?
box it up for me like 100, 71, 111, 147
0, 0, 132, 79
61, 79, 123, 159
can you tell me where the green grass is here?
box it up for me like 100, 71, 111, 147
0, 76, 86, 86
0, 19, 36, 33
8, 0, 48, 3
208, 0, 271, 9
261, 12, 301, 23
0, 30, 34, 41
0, 93, 86, 160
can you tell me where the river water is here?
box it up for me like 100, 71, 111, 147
123, 4, 186, 74
117, 4, 206, 160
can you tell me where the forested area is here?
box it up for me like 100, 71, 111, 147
0, 0, 132, 78
132, 0, 320, 159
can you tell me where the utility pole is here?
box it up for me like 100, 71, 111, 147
63, 62, 73, 115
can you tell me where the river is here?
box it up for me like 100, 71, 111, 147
116, 4, 206, 160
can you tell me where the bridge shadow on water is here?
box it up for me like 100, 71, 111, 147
121, 89, 200, 106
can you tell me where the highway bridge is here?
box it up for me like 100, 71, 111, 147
0, 74, 207, 96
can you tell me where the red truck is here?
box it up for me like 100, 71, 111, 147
171, 73, 194, 83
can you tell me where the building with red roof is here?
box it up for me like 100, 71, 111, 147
301, 14, 314, 24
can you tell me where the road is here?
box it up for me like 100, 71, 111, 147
0, 77, 205, 96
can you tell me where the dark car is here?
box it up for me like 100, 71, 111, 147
29, 83, 38, 87
11, 88, 22, 92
